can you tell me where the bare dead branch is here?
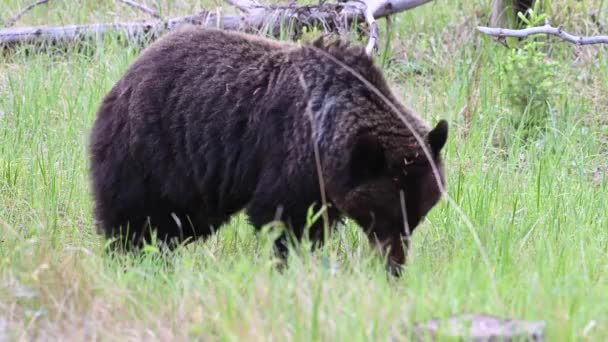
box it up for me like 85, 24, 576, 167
0, 0, 433, 52
364, 5, 379, 55
362, 0, 432, 54
477, 24, 608, 45
365, 0, 433, 18
118, 0, 162, 20
5, 0, 52, 27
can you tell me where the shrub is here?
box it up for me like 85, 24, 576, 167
494, 1, 560, 145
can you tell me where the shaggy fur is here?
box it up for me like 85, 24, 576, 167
88, 26, 448, 272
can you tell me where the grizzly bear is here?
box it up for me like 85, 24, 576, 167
88, 26, 448, 273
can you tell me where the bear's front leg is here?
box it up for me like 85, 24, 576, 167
246, 200, 296, 265
367, 231, 410, 276
246, 198, 330, 268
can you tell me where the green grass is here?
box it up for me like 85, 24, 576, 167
1, 0, 608, 340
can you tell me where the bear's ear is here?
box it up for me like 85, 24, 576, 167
350, 134, 386, 181
426, 119, 448, 154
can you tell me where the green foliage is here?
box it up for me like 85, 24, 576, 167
495, 1, 560, 145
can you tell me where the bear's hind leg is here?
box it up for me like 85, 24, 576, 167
97, 202, 214, 251
143, 205, 217, 249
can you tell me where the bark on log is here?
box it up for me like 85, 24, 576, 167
0, 0, 433, 53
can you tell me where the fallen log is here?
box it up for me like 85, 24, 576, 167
0, 0, 433, 55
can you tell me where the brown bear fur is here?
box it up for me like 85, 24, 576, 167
88, 26, 448, 273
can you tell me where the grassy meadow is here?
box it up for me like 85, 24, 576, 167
1, 0, 608, 340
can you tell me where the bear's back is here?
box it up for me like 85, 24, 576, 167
125, 27, 295, 77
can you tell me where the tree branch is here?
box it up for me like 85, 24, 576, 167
364, 5, 379, 55
477, 24, 608, 45
365, 0, 432, 18
5, 0, 52, 27
118, 0, 162, 20
361, 0, 432, 54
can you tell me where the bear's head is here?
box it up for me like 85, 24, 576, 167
336, 120, 448, 274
